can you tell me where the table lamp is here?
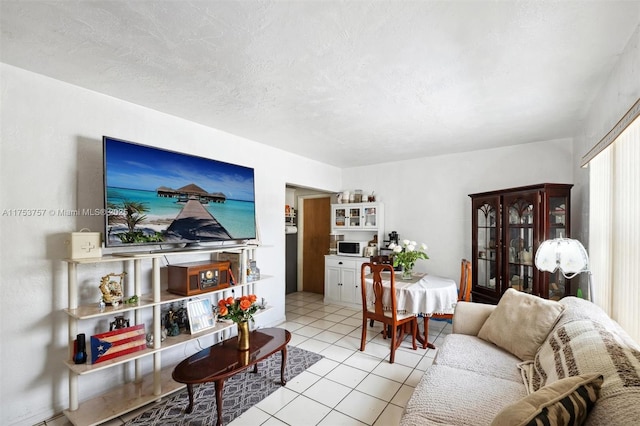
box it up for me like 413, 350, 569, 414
534, 238, 594, 302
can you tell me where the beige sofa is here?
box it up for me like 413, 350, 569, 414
400, 289, 640, 425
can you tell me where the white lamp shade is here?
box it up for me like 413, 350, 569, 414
534, 238, 589, 275
557, 240, 589, 273
535, 240, 559, 272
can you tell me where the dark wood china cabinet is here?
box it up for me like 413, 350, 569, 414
469, 183, 573, 304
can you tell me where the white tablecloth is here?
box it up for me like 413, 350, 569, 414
365, 272, 458, 316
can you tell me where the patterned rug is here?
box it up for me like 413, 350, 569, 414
127, 346, 323, 425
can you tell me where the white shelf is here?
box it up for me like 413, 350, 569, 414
63, 277, 273, 320
64, 307, 272, 375
63, 366, 184, 426
66, 244, 257, 263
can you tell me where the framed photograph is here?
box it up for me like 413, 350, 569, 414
186, 298, 216, 334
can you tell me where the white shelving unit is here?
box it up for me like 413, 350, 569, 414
63, 245, 270, 426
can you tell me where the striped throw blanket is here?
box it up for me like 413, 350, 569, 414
519, 318, 640, 400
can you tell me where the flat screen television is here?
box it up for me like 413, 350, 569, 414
103, 136, 256, 248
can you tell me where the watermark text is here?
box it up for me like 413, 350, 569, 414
2, 208, 127, 217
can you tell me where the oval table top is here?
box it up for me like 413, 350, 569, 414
172, 327, 291, 384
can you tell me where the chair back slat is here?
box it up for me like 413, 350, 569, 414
361, 262, 398, 320
371, 272, 385, 316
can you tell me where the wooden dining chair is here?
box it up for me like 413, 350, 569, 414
421, 259, 472, 347
360, 261, 418, 363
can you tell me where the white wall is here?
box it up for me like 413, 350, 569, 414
572, 24, 640, 245
342, 138, 573, 281
0, 63, 341, 425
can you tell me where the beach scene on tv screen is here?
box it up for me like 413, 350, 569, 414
104, 139, 256, 246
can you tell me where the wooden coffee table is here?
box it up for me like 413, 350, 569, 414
172, 327, 291, 426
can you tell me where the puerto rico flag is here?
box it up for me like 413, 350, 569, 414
90, 324, 146, 364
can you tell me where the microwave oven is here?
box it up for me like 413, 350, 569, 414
337, 240, 369, 257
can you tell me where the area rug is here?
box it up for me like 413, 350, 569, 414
126, 346, 323, 425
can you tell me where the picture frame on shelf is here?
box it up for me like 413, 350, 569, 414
187, 298, 216, 334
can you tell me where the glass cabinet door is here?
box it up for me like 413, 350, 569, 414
546, 194, 570, 300
473, 197, 500, 299
363, 206, 377, 228
333, 207, 346, 228
348, 207, 361, 227
504, 195, 535, 295
548, 196, 568, 239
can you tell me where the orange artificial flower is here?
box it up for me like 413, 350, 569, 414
217, 294, 260, 323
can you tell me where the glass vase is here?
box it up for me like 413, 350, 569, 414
237, 321, 250, 351
401, 266, 413, 280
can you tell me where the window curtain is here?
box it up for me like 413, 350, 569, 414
588, 115, 640, 344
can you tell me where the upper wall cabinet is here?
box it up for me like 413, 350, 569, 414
331, 202, 383, 231
469, 183, 573, 304
331, 202, 385, 254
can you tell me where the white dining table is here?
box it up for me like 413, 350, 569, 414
364, 271, 458, 348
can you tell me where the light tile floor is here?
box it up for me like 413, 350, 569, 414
42, 291, 451, 426
230, 291, 451, 426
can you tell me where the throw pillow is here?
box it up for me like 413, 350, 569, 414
491, 374, 603, 426
478, 288, 565, 361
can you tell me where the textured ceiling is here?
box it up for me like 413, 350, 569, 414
1, 1, 639, 168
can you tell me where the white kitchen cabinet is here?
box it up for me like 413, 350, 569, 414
324, 255, 368, 308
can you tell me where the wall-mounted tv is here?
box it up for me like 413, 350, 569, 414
103, 136, 256, 248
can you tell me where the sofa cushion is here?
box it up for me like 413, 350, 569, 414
491, 374, 602, 426
434, 334, 523, 383
558, 297, 638, 348
401, 365, 527, 426
585, 391, 640, 426
478, 288, 565, 361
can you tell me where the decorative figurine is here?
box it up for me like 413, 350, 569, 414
175, 307, 189, 331
110, 315, 130, 331
146, 328, 168, 347
99, 272, 126, 305
164, 307, 181, 336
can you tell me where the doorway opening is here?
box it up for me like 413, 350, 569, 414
285, 185, 334, 297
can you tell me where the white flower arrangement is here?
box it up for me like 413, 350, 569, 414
388, 239, 429, 272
